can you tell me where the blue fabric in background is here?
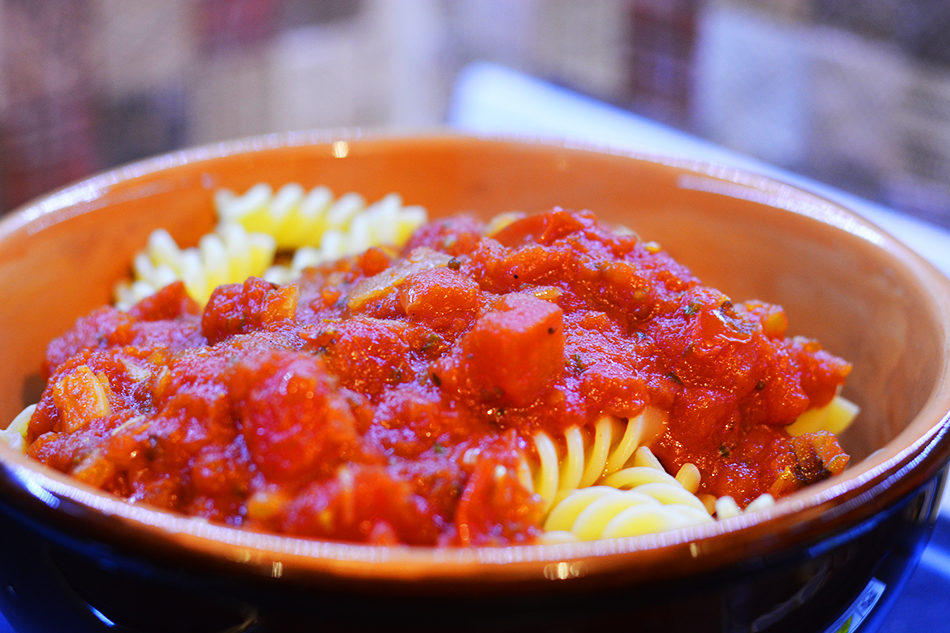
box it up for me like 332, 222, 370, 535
879, 518, 950, 632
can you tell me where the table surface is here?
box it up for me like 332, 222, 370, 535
447, 62, 950, 633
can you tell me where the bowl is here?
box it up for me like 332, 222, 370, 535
0, 132, 947, 633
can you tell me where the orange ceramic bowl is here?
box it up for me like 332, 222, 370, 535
0, 133, 948, 632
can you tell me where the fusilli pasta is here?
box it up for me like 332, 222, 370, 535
8, 197, 860, 547
113, 185, 428, 307
114, 225, 277, 307
786, 393, 860, 437
0, 404, 34, 452
522, 407, 666, 512
522, 408, 790, 541
539, 446, 714, 542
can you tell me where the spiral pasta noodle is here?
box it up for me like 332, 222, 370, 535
215, 184, 426, 251
786, 393, 859, 437
522, 406, 799, 542
713, 493, 776, 521
526, 410, 717, 542
523, 407, 666, 513
113, 225, 277, 308
216, 185, 427, 285
541, 444, 716, 541
113, 185, 428, 307
0, 404, 34, 452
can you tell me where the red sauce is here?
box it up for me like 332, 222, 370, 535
25, 208, 850, 545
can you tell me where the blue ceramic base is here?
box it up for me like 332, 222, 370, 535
0, 515, 946, 632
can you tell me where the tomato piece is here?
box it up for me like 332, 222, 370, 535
397, 267, 479, 334
457, 293, 564, 407
228, 351, 360, 482
454, 440, 542, 546
128, 281, 200, 321
202, 277, 298, 344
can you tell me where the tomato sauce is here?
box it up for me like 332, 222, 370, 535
24, 209, 850, 545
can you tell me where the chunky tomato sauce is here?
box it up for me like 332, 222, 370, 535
24, 209, 850, 545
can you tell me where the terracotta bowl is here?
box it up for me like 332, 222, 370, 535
0, 133, 947, 633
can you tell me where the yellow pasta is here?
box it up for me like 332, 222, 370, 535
0, 404, 35, 452
522, 407, 666, 513
520, 407, 716, 542
214, 184, 427, 252
713, 493, 776, 520
542, 487, 714, 542
113, 185, 429, 307
113, 225, 277, 307
539, 446, 714, 542
786, 393, 859, 436
525, 395, 856, 542
260, 191, 428, 284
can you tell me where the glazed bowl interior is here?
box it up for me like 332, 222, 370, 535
0, 132, 948, 588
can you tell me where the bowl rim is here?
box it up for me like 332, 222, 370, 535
1, 130, 949, 589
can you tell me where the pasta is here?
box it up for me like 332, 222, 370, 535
113, 185, 428, 307
216, 185, 427, 285
0, 404, 34, 453
786, 393, 860, 437
6, 199, 859, 546
217, 184, 426, 249
522, 408, 666, 512
543, 489, 712, 543
520, 408, 789, 542
114, 225, 277, 307
539, 442, 714, 542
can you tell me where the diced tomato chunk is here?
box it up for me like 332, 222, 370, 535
228, 351, 360, 482
202, 277, 298, 344
491, 207, 587, 247
319, 317, 415, 397
397, 267, 479, 334
458, 293, 564, 407
128, 281, 200, 321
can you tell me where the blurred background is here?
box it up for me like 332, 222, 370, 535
0, 3, 948, 631
1, 0, 950, 226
